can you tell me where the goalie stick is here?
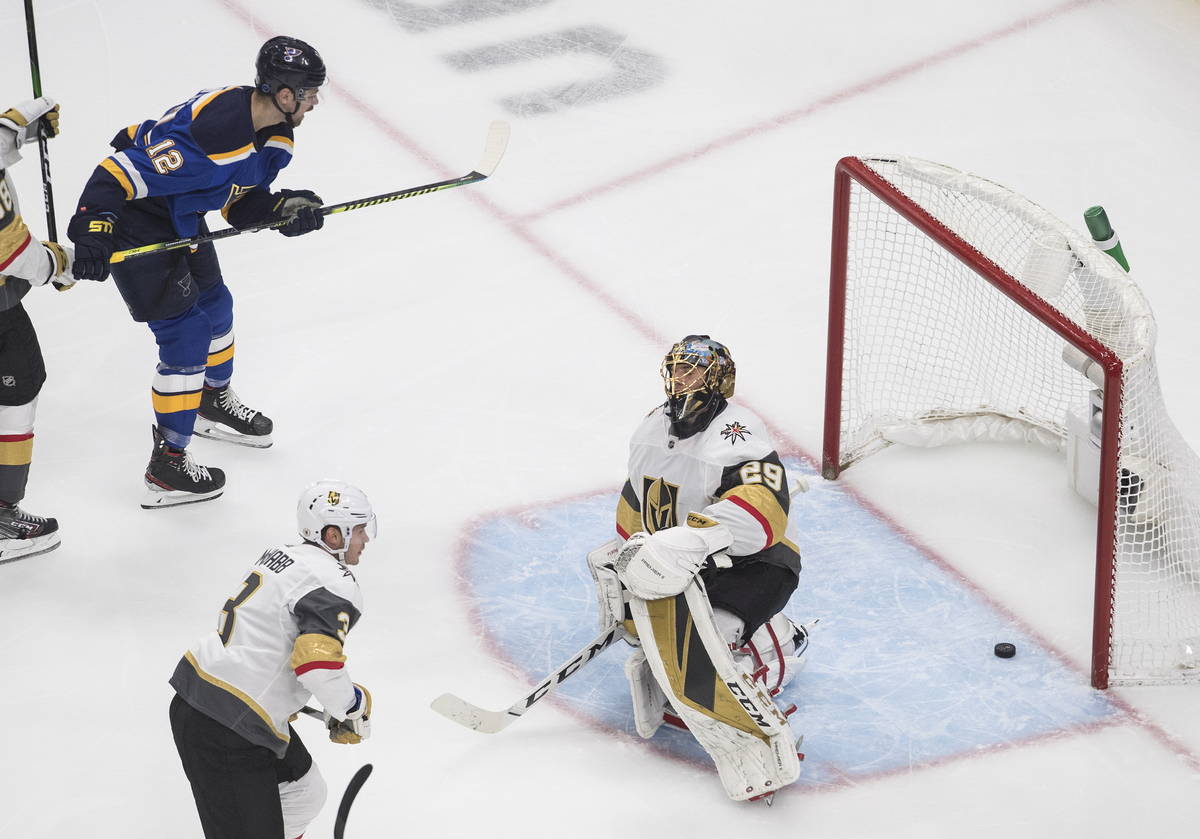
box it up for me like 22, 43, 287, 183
431, 622, 622, 734
108, 120, 510, 264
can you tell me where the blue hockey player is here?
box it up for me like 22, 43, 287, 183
67, 36, 327, 508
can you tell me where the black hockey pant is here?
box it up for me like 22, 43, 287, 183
169, 694, 313, 839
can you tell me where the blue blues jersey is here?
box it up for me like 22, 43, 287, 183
76, 86, 294, 238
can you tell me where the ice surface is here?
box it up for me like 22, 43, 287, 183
1, 0, 1198, 836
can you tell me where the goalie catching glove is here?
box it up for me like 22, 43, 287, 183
616, 515, 733, 600
324, 683, 371, 744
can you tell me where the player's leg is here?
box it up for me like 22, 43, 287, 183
629, 579, 803, 801
190, 264, 273, 448
169, 694, 287, 839
276, 729, 326, 839
703, 562, 807, 693
0, 305, 58, 562
143, 306, 225, 508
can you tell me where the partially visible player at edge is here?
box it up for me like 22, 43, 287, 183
67, 36, 328, 509
169, 481, 376, 839
0, 97, 88, 563
590, 335, 810, 801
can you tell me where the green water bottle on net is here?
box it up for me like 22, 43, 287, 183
1084, 205, 1130, 272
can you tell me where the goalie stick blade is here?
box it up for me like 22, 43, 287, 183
334, 763, 373, 839
473, 120, 510, 178
430, 692, 516, 734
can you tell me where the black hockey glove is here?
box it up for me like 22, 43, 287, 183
271, 189, 324, 238
66, 209, 117, 282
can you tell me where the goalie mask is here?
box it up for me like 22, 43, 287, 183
661, 335, 736, 439
297, 480, 377, 560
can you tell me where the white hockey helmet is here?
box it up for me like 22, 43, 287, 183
297, 480, 377, 557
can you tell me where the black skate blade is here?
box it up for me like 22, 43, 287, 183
141, 486, 224, 510
193, 418, 273, 449
0, 536, 62, 565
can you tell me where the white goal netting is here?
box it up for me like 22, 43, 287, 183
830, 156, 1200, 686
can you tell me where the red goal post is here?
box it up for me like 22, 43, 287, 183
822, 156, 1200, 689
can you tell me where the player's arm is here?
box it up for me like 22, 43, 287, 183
702, 451, 791, 555
290, 585, 361, 712
289, 584, 372, 743
615, 479, 643, 540
0, 99, 73, 287
67, 122, 220, 280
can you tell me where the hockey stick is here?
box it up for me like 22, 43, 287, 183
334, 764, 373, 839
298, 705, 324, 722
108, 120, 510, 264
23, 0, 57, 241
431, 623, 622, 734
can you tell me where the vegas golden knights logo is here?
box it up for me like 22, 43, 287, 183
327, 490, 341, 505
641, 476, 680, 534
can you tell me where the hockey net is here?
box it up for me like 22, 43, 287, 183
823, 156, 1200, 688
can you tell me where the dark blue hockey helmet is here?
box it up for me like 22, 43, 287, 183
255, 36, 326, 99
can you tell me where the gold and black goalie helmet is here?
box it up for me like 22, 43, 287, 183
660, 335, 736, 428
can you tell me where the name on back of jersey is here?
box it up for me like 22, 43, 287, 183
255, 548, 294, 574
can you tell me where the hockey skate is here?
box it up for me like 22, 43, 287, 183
0, 503, 61, 564
194, 385, 273, 448
143, 426, 226, 509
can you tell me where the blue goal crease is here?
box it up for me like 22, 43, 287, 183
459, 458, 1119, 787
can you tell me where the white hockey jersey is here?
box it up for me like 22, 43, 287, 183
616, 400, 800, 573
170, 542, 363, 756
0, 167, 57, 310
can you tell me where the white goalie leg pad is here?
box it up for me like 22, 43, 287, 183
630, 581, 802, 801
624, 646, 668, 738
279, 762, 327, 839
587, 539, 635, 642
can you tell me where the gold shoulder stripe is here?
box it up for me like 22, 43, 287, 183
99, 157, 135, 201
207, 142, 254, 163
190, 85, 240, 120
266, 135, 293, 148
291, 632, 346, 674
182, 651, 289, 743
721, 484, 788, 546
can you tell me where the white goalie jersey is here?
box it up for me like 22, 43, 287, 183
169, 542, 364, 757
616, 401, 800, 574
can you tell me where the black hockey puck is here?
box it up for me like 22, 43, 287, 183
994, 642, 1017, 659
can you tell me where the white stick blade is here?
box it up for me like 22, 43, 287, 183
475, 120, 510, 177
430, 692, 513, 734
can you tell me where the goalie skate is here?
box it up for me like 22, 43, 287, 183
194, 385, 274, 448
